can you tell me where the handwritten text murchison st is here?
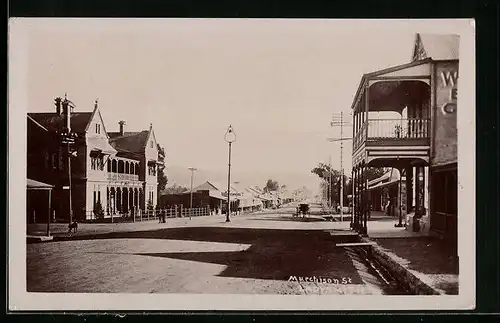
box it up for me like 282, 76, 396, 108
288, 276, 353, 284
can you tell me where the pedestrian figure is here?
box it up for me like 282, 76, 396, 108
162, 208, 166, 223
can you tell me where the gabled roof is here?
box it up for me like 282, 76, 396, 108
194, 181, 222, 192
349, 57, 433, 112
245, 186, 261, 196
86, 103, 111, 139
412, 33, 460, 62
28, 112, 93, 133
109, 130, 150, 153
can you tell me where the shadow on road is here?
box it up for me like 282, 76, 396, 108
247, 216, 328, 223
53, 226, 359, 244
85, 226, 363, 283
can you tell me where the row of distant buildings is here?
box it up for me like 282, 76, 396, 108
27, 97, 161, 222
160, 180, 295, 214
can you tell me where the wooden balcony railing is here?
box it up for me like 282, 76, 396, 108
353, 122, 368, 151
367, 118, 430, 139
354, 118, 430, 151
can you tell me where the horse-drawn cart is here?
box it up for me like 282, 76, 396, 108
295, 203, 310, 217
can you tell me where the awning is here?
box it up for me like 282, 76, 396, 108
367, 178, 400, 191
368, 171, 392, 186
88, 138, 117, 156
27, 179, 54, 190
208, 190, 226, 200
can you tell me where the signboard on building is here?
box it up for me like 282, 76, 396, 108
222, 191, 241, 197
431, 61, 458, 167
439, 69, 458, 115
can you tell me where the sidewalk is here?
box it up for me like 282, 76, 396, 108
360, 213, 458, 295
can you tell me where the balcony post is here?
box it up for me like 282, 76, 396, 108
406, 167, 413, 213
350, 168, 355, 229
364, 85, 369, 142
363, 164, 368, 236
360, 164, 365, 234
355, 166, 360, 231
415, 166, 422, 218
352, 110, 356, 151
358, 165, 363, 233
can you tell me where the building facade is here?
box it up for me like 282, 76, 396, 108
350, 33, 459, 243
27, 97, 161, 221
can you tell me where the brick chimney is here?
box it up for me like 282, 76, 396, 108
119, 121, 126, 136
55, 97, 62, 115
62, 97, 71, 132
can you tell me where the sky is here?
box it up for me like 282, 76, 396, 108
26, 19, 417, 190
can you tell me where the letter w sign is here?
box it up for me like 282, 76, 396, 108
440, 70, 458, 87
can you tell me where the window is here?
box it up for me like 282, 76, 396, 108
150, 141, 153, 148
96, 123, 101, 134
148, 165, 156, 176
91, 156, 104, 171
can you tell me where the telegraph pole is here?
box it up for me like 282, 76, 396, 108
330, 112, 352, 221
340, 111, 344, 221
188, 167, 197, 220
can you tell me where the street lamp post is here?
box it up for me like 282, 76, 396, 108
225, 125, 236, 223
188, 167, 197, 220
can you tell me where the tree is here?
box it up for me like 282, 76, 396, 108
163, 184, 189, 195
263, 179, 279, 193
364, 167, 387, 182
311, 163, 343, 205
157, 144, 168, 196
93, 200, 105, 219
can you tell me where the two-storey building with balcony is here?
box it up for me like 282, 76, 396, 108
27, 96, 161, 221
350, 33, 459, 244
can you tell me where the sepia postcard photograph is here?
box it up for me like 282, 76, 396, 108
8, 18, 475, 311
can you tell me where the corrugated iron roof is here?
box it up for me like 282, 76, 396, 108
27, 178, 54, 190
28, 112, 93, 133
87, 138, 117, 155
109, 130, 150, 153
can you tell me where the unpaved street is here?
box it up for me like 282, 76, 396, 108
27, 205, 389, 294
